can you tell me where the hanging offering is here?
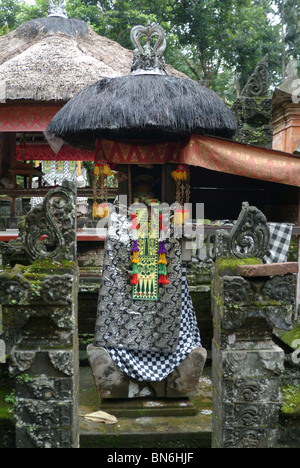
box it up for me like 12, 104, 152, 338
171, 165, 191, 224
93, 140, 112, 219
131, 206, 169, 299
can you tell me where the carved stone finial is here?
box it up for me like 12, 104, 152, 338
19, 179, 77, 262
130, 22, 167, 75
48, 0, 67, 18
215, 202, 270, 259
241, 55, 269, 98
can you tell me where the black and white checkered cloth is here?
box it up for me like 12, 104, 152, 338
107, 265, 202, 382
263, 223, 293, 264
219, 221, 293, 264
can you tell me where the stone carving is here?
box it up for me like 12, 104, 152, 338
258, 349, 285, 376
222, 352, 248, 378
41, 275, 74, 304
223, 276, 254, 304
48, 350, 75, 376
212, 232, 294, 448
16, 375, 74, 401
9, 350, 36, 375
221, 275, 294, 331
48, 0, 67, 18
17, 399, 73, 427
0, 272, 75, 310
241, 55, 269, 98
130, 22, 167, 75
20, 180, 77, 263
18, 426, 73, 449
0, 239, 28, 267
0, 273, 31, 304
232, 380, 266, 403
1, 184, 79, 449
224, 427, 271, 449
262, 275, 296, 304
215, 202, 270, 259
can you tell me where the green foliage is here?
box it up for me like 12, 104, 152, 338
0, 0, 22, 35
279, 323, 300, 350
275, 0, 300, 60
16, 0, 49, 24
281, 385, 300, 415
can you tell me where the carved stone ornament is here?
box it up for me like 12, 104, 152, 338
130, 22, 167, 75
48, 0, 67, 18
221, 275, 294, 331
215, 202, 270, 259
41, 274, 74, 304
262, 275, 296, 304
19, 180, 77, 262
0, 273, 31, 304
9, 349, 36, 375
241, 54, 269, 98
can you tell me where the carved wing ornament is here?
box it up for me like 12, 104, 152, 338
130, 23, 167, 56
215, 202, 270, 260
130, 23, 167, 75
241, 55, 269, 98
20, 180, 77, 262
48, 0, 67, 18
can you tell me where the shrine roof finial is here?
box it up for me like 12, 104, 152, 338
48, 0, 68, 18
130, 22, 167, 76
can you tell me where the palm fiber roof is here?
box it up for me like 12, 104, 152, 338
46, 23, 237, 148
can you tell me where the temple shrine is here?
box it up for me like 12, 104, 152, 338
0, 0, 299, 450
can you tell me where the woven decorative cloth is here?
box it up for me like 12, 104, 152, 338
107, 264, 202, 381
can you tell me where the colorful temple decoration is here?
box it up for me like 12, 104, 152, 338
14, 131, 300, 188
92, 141, 113, 219
100, 136, 300, 187
130, 205, 169, 299
171, 164, 191, 224
16, 143, 95, 161
100, 138, 183, 165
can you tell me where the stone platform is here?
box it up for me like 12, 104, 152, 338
79, 366, 213, 449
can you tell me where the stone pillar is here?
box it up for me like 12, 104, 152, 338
211, 202, 296, 448
0, 181, 79, 448
0, 261, 79, 448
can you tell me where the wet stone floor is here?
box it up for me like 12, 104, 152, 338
79, 365, 213, 449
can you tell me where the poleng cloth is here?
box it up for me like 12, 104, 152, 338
94, 208, 182, 352
107, 264, 202, 382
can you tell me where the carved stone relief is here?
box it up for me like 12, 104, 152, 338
19, 180, 77, 263
215, 202, 270, 260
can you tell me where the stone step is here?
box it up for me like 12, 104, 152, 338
79, 366, 213, 449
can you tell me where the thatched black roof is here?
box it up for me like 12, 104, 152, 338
46, 74, 237, 149
46, 23, 237, 149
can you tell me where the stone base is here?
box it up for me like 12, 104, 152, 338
87, 345, 207, 399
100, 397, 198, 418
